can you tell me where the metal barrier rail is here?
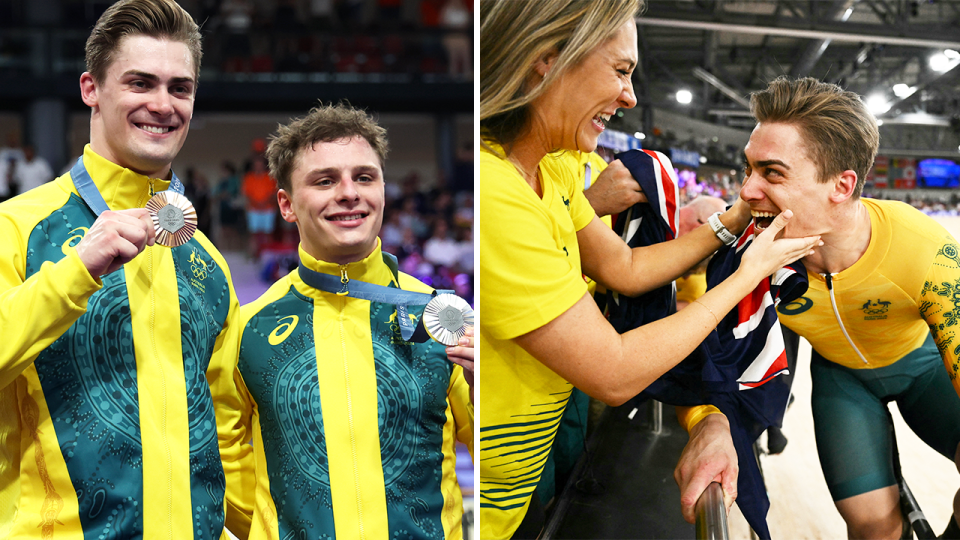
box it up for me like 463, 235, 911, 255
695, 482, 729, 540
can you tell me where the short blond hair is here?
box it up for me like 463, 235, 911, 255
85, 0, 202, 85
266, 103, 389, 192
750, 77, 879, 199
480, 0, 642, 152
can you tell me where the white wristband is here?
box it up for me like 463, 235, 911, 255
708, 211, 737, 246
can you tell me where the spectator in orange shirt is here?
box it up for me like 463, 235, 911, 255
242, 155, 276, 258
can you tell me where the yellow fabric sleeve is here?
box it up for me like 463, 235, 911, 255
208, 255, 255, 539
220, 369, 256, 539
675, 405, 724, 432
478, 150, 592, 341
0, 239, 101, 389
448, 365, 474, 457
675, 272, 707, 305
918, 237, 960, 398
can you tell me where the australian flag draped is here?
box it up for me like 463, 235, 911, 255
695, 225, 807, 540
604, 149, 680, 331
606, 149, 807, 540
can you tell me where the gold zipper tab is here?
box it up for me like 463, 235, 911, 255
337, 265, 349, 296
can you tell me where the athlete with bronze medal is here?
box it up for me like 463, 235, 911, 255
72, 155, 198, 249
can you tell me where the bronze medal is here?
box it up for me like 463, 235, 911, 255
146, 191, 197, 247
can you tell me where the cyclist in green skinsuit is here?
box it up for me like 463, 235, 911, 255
674, 77, 960, 540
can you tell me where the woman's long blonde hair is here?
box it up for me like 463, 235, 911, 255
480, 0, 642, 152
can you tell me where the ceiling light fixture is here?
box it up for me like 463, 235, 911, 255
866, 93, 891, 115
930, 52, 952, 72
892, 83, 915, 98
676, 89, 692, 104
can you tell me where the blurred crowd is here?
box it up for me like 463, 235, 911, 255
0, 133, 54, 204
677, 170, 741, 205
0, 0, 473, 79
209, 0, 473, 77
866, 191, 960, 217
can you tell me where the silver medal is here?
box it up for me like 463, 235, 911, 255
423, 293, 474, 346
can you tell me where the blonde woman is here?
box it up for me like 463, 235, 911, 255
477, 0, 822, 537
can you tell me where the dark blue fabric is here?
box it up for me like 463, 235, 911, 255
604, 150, 679, 336
602, 160, 807, 539
698, 238, 805, 540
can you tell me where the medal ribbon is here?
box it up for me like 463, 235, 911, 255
297, 252, 454, 342
70, 156, 184, 216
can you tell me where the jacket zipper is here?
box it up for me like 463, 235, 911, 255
338, 265, 350, 295
336, 264, 365, 539
145, 178, 174, 539
824, 273, 869, 365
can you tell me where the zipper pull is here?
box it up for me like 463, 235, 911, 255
149, 178, 156, 197
337, 265, 349, 296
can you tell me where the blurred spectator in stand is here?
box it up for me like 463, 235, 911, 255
219, 0, 254, 72
426, 188, 455, 224
455, 226, 473, 273
453, 191, 473, 229
0, 133, 24, 202
0, 132, 24, 164
0, 155, 17, 203
399, 251, 435, 282
453, 272, 472, 304
397, 225, 422, 261
13, 145, 54, 194
440, 0, 471, 78
380, 208, 405, 250
451, 139, 474, 193
397, 196, 429, 238
184, 166, 213, 236
242, 155, 277, 259
215, 161, 245, 251
400, 170, 427, 211
423, 218, 458, 268
245, 137, 268, 172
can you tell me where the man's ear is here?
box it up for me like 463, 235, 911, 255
533, 49, 560, 78
278, 189, 298, 223
80, 72, 98, 108
830, 170, 859, 203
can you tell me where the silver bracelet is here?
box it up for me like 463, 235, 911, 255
707, 211, 737, 246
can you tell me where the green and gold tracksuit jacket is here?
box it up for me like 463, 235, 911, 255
0, 146, 245, 539
224, 243, 473, 540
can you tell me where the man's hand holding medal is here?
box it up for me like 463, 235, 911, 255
75, 184, 198, 279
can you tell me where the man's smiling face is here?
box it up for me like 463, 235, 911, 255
278, 136, 386, 265
740, 121, 837, 239
82, 34, 195, 179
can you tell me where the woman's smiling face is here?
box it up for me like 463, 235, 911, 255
534, 20, 638, 153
